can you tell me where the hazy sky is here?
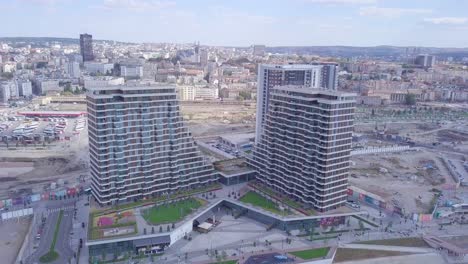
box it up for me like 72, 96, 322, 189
1, 0, 468, 47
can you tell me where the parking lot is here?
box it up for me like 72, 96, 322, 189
0, 114, 87, 148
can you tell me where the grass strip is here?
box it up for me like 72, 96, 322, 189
39, 210, 63, 263
289, 247, 330, 260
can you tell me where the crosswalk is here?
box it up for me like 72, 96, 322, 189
46, 206, 75, 214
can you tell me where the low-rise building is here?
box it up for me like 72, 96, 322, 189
120, 65, 143, 79
84, 62, 114, 75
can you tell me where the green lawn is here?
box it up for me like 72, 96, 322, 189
39, 210, 63, 263
239, 191, 282, 214
143, 198, 202, 225
210, 261, 237, 264
289, 247, 330, 260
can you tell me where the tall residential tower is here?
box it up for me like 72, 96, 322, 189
80, 33, 94, 62
87, 82, 217, 205
255, 64, 338, 142
250, 86, 355, 212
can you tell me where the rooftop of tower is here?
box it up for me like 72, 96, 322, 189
270, 85, 356, 101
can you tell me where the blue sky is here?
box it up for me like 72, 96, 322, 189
1, 0, 467, 47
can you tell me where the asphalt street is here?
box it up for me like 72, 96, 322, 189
25, 211, 58, 264
24, 201, 76, 264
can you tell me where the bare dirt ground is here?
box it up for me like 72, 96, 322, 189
181, 103, 255, 137
351, 118, 467, 214
350, 150, 455, 214
0, 130, 90, 199
0, 217, 31, 264
0, 156, 88, 199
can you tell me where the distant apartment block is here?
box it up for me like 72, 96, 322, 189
0, 82, 12, 105
253, 45, 266, 56
315, 63, 338, 90
256, 64, 339, 142
120, 65, 143, 79
86, 82, 217, 205
415, 54, 436, 68
80, 33, 94, 62
66, 61, 81, 78
249, 86, 356, 212
33, 79, 61, 95
84, 62, 114, 75
177, 85, 219, 101
17, 80, 32, 97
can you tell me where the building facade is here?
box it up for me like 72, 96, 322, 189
84, 62, 114, 75
249, 86, 355, 212
317, 63, 338, 90
120, 65, 143, 79
253, 45, 266, 56
0, 82, 12, 105
17, 80, 32, 97
256, 64, 323, 142
66, 61, 81, 78
86, 82, 217, 205
177, 85, 219, 101
415, 54, 436, 68
80, 33, 94, 62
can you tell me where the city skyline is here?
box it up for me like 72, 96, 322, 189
0, 0, 467, 48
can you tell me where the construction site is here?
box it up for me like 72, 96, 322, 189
350, 118, 468, 215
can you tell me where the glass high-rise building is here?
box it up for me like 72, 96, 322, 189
249, 86, 355, 212
87, 82, 217, 205
80, 33, 94, 62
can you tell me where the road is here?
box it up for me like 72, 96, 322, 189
24, 201, 76, 264
24, 211, 58, 264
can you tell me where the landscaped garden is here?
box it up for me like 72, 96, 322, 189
289, 247, 330, 260
249, 182, 316, 215
143, 198, 204, 225
89, 183, 220, 240
89, 210, 138, 240
239, 191, 283, 215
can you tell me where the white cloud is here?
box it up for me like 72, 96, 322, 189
302, 0, 376, 4
101, 0, 175, 11
424, 17, 468, 25
359, 6, 432, 18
